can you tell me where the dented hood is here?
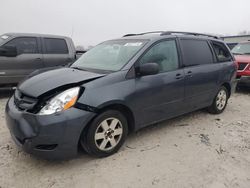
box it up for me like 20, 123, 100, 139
18, 68, 105, 98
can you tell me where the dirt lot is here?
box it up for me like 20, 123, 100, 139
0, 88, 249, 188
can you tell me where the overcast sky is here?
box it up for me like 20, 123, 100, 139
1, 0, 250, 47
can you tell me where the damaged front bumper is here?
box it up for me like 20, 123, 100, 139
5, 96, 96, 160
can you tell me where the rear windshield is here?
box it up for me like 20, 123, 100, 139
72, 39, 147, 71
232, 43, 250, 55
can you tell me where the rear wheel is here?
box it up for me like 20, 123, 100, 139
81, 110, 128, 157
208, 86, 229, 114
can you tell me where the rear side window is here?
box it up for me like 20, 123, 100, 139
181, 39, 213, 66
44, 38, 68, 54
211, 41, 232, 62
4, 37, 38, 54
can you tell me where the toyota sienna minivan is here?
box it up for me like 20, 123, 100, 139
5, 31, 237, 159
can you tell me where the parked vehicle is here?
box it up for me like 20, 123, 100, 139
222, 35, 250, 49
5, 31, 237, 159
226, 43, 238, 50
232, 41, 250, 87
0, 33, 83, 87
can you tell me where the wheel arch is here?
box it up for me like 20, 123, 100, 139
78, 102, 136, 146
97, 103, 136, 134
221, 82, 231, 97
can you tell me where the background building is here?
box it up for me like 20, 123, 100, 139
222, 35, 250, 49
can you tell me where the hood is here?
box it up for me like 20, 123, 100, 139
234, 55, 250, 63
18, 67, 105, 98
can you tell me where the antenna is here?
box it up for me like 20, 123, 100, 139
71, 26, 74, 38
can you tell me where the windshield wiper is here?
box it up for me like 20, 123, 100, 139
71, 66, 88, 71
71, 66, 115, 74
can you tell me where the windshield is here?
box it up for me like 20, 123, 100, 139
72, 40, 147, 71
232, 43, 250, 55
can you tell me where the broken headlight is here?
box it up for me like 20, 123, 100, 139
38, 87, 80, 115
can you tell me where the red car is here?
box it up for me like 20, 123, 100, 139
232, 41, 250, 86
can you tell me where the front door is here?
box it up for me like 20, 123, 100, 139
0, 37, 43, 85
133, 39, 185, 128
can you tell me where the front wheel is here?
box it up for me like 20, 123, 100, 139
80, 110, 128, 157
208, 86, 229, 114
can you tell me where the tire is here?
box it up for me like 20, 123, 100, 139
80, 110, 128, 157
207, 86, 229, 114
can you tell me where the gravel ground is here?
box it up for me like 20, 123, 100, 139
0, 88, 250, 188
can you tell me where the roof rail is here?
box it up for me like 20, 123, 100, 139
123, 34, 137, 37
123, 31, 220, 39
160, 31, 220, 39
123, 31, 165, 37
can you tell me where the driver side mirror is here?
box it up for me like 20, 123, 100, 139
136, 63, 159, 76
0, 46, 17, 57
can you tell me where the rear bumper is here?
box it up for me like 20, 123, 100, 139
5, 96, 96, 160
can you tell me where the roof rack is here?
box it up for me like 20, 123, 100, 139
161, 31, 220, 39
123, 31, 165, 37
123, 31, 220, 39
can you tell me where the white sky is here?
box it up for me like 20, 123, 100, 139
1, 0, 250, 47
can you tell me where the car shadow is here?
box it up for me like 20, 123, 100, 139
236, 85, 250, 95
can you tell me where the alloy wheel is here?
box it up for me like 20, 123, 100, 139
216, 89, 227, 110
94, 117, 123, 151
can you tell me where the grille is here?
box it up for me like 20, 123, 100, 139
14, 90, 38, 111
238, 62, 248, 71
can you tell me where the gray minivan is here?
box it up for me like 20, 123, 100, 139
0, 33, 76, 86
5, 31, 237, 160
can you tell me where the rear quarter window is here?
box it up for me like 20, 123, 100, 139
44, 38, 68, 54
211, 41, 232, 62
180, 39, 214, 66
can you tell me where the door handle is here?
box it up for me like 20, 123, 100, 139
175, 73, 183, 80
186, 71, 193, 78
35, 58, 42, 61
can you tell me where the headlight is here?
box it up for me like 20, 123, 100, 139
38, 87, 80, 115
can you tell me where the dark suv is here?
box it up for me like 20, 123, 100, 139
5, 31, 237, 159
